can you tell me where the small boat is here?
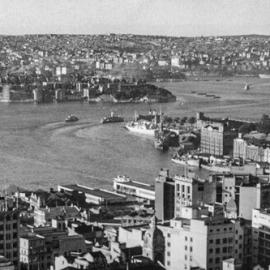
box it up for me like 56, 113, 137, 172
244, 83, 250, 91
101, 112, 124, 124
65, 115, 79, 122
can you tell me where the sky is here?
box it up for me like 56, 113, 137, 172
0, 0, 270, 36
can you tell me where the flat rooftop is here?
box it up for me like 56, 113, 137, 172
116, 181, 154, 191
59, 184, 126, 200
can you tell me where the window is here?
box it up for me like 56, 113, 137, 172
167, 233, 171, 238
185, 245, 187, 251
209, 239, 213, 244
167, 251, 170, 257
215, 257, 220, 264
223, 247, 227, 253
190, 237, 193, 242
216, 239, 220, 245
216, 248, 220, 254
167, 261, 170, 266
209, 248, 213, 254
190, 247, 193, 252
185, 236, 188, 241
223, 238, 227, 244
167, 242, 171, 247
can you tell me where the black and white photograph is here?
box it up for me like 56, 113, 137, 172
0, 0, 270, 269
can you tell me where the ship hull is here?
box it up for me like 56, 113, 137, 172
259, 74, 270, 79
125, 124, 156, 136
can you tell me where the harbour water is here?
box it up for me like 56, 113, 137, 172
1, 78, 270, 190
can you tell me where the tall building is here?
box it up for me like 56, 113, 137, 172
252, 208, 270, 267
174, 175, 216, 218
233, 133, 247, 160
0, 198, 20, 269
200, 121, 238, 156
158, 207, 245, 270
155, 169, 175, 221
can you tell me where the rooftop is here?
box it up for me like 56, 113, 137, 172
60, 184, 126, 201
116, 180, 154, 191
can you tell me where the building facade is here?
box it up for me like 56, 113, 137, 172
155, 169, 175, 221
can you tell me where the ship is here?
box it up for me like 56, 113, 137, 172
65, 114, 79, 123
100, 112, 124, 124
259, 74, 270, 79
125, 110, 160, 137
171, 154, 199, 167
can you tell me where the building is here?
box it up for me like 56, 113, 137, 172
142, 216, 165, 264
20, 227, 87, 270
0, 198, 20, 269
174, 175, 216, 218
155, 169, 175, 221
239, 183, 270, 220
201, 122, 237, 156
233, 134, 247, 160
252, 209, 270, 268
58, 184, 127, 205
34, 206, 80, 227
158, 208, 245, 270
118, 226, 145, 248
113, 176, 155, 201
19, 234, 47, 270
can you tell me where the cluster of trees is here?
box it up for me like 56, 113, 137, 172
163, 116, 196, 125
238, 114, 270, 135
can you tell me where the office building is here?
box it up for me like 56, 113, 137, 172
158, 206, 245, 270
0, 198, 20, 269
155, 169, 175, 221
174, 175, 216, 218
252, 209, 270, 268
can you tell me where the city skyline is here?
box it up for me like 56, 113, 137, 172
0, 0, 270, 37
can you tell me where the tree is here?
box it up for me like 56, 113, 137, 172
188, 116, 196, 124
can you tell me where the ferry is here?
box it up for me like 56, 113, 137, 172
65, 115, 79, 123
100, 112, 124, 124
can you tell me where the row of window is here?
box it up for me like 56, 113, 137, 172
209, 227, 233, 233
209, 237, 234, 244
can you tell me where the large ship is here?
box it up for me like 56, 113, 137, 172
259, 74, 270, 79
125, 111, 160, 137
100, 112, 124, 124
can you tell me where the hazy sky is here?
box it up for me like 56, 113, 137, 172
0, 0, 270, 36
